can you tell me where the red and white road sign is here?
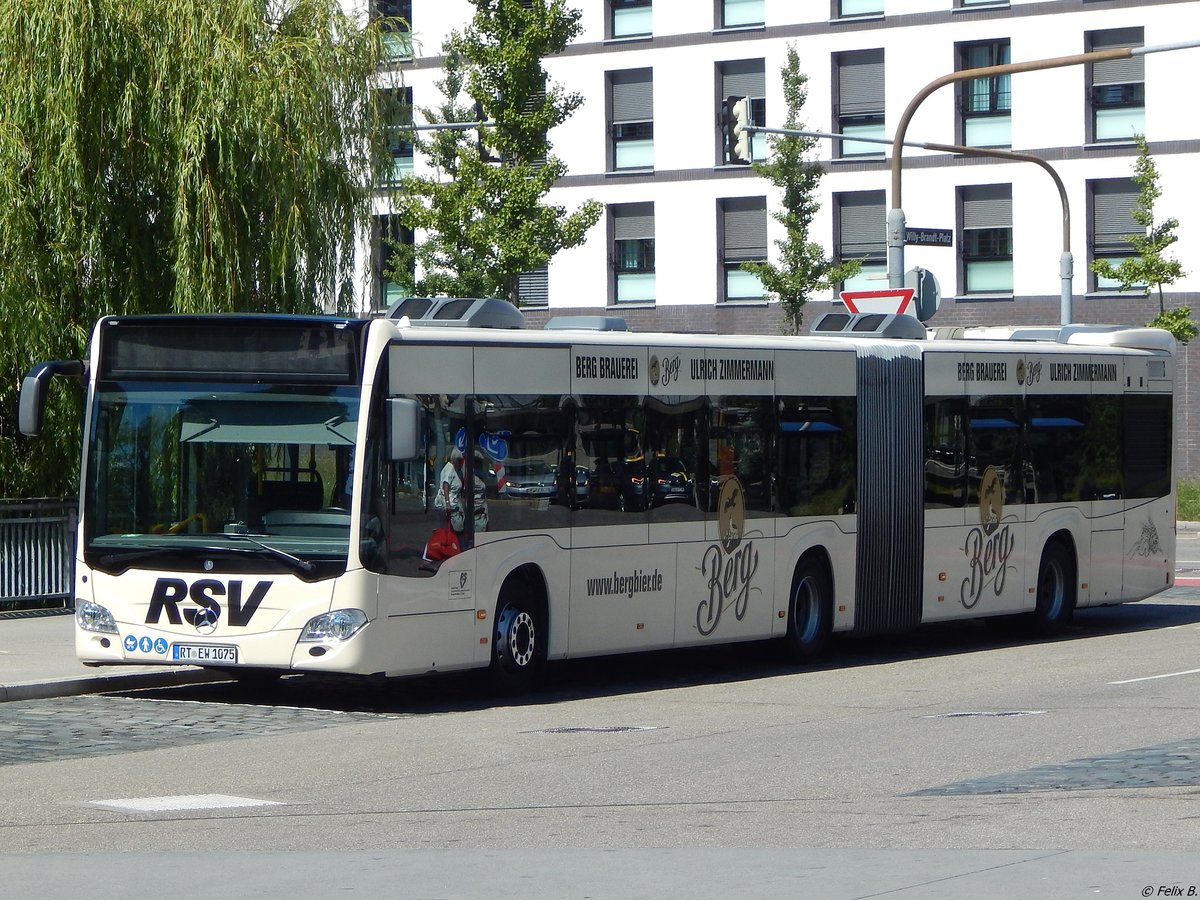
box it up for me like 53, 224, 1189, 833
839, 288, 916, 316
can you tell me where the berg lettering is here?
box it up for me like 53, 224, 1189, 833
145, 577, 270, 627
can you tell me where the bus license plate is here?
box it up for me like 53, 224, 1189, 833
172, 644, 238, 664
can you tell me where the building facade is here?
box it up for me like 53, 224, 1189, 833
366, 0, 1200, 475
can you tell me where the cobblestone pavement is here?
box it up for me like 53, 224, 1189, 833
0, 695, 392, 766
910, 738, 1200, 795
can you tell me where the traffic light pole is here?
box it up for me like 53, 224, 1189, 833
886, 39, 1200, 324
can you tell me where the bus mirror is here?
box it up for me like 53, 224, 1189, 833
387, 398, 423, 461
19, 360, 85, 437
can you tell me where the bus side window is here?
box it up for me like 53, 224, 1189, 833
967, 395, 1023, 507
925, 397, 965, 509
779, 396, 856, 516
475, 394, 572, 532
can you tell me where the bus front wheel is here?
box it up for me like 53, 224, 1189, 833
785, 555, 831, 663
488, 588, 543, 694
1032, 540, 1075, 636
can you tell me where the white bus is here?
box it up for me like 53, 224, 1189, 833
19, 300, 1176, 692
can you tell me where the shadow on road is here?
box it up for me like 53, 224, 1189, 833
117, 591, 1200, 716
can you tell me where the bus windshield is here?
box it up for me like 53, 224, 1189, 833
84, 381, 359, 573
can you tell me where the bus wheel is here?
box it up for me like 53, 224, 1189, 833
488, 590, 542, 694
785, 556, 831, 663
1032, 540, 1075, 636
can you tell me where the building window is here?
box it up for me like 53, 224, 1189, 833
960, 184, 1013, 294
719, 60, 766, 164
721, 0, 764, 28
373, 215, 413, 313
518, 267, 550, 307
958, 0, 1005, 7
836, 0, 883, 17
835, 49, 885, 158
1088, 27, 1144, 142
610, 0, 651, 38
381, 86, 413, 185
835, 191, 885, 292
1090, 179, 1142, 292
957, 39, 1010, 147
611, 203, 655, 304
371, 0, 412, 61
610, 70, 653, 170
720, 197, 767, 302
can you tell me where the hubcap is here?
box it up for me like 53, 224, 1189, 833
498, 607, 535, 669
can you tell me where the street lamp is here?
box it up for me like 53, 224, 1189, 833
887, 40, 1200, 324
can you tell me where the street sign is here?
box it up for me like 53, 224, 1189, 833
839, 288, 916, 316
904, 227, 953, 247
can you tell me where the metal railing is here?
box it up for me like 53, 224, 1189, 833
0, 499, 76, 611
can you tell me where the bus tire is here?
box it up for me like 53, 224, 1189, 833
785, 555, 831, 664
487, 585, 544, 695
1032, 540, 1075, 637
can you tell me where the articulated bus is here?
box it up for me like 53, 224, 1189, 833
19, 300, 1176, 692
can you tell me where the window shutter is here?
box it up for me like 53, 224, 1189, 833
1091, 28, 1144, 85
723, 198, 767, 261
518, 267, 549, 307
838, 191, 885, 258
962, 185, 1012, 228
1093, 180, 1140, 250
611, 70, 653, 122
722, 60, 765, 101
838, 49, 884, 116
613, 202, 655, 240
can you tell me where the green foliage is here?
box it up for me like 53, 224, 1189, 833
0, 0, 394, 498
1178, 478, 1200, 522
1148, 307, 1198, 345
1090, 135, 1190, 329
391, 0, 602, 304
742, 45, 860, 335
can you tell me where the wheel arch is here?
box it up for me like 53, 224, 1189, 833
499, 562, 550, 642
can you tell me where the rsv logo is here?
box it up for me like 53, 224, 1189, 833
145, 578, 271, 628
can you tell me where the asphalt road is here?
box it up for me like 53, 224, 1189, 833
2, 580, 1200, 897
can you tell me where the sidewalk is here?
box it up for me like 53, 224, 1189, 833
0, 610, 221, 702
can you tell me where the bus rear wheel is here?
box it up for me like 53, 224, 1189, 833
785, 556, 831, 663
488, 589, 543, 694
1032, 540, 1075, 636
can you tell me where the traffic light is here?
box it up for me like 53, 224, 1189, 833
473, 99, 501, 163
725, 95, 753, 164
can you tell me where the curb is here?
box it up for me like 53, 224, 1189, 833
0, 668, 227, 703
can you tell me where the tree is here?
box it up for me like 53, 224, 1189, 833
741, 45, 860, 335
1090, 134, 1194, 343
390, 0, 602, 304
0, 0, 396, 498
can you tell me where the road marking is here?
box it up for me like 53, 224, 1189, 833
1109, 668, 1200, 685
90, 794, 283, 812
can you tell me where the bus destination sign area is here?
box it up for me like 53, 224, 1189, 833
905, 227, 953, 247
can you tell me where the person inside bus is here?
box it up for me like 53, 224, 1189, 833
436, 448, 488, 542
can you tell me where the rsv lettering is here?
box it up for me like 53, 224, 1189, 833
145, 577, 271, 627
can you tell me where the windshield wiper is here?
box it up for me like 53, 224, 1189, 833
99, 537, 316, 576
99, 547, 184, 569
220, 533, 316, 574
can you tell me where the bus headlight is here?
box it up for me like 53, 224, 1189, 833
299, 609, 367, 643
77, 600, 118, 634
